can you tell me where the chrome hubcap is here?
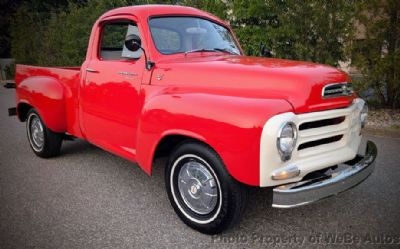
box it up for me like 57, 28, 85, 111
29, 115, 44, 150
177, 160, 218, 215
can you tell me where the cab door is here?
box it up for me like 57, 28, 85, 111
81, 19, 145, 159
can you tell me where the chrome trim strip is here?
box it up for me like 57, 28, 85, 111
322, 82, 353, 99
117, 71, 138, 77
86, 68, 98, 73
272, 140, 377, 208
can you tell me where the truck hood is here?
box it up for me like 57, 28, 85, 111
152, 55, 354, 113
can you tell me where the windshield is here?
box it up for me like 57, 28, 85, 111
149, 17, 241, 55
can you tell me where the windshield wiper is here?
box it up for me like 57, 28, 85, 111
185, 48, 219, 55
185, 48, 239, 55
213, 48, 239, 55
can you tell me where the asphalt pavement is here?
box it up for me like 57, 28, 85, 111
0, 85, 399, 249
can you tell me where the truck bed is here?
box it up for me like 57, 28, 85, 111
15, 64, 82, 137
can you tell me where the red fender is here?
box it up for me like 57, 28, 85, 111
17, 76, 66, 133
135, 91, 293, 186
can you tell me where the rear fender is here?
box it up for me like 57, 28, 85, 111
17, 76, 66, 132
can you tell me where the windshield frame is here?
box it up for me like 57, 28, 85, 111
147, 15, 242, 56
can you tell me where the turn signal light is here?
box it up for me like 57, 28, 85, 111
272, 166, 300, 180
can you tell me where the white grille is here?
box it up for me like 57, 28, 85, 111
260, 99, 364, 187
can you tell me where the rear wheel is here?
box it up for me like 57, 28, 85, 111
26, 109, 63, 158
165, 141, 247, 234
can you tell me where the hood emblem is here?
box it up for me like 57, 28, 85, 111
322, 83, 353, 98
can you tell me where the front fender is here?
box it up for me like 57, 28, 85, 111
136, 92, 293, 186
17, 76, 66, 132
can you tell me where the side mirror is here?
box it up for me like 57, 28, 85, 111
124, 34, 142, 52
123, 34, 155, 70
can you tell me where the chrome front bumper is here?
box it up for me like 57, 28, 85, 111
272, 140, 377, 208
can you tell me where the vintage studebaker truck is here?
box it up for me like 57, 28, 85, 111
12, 5, 377, 234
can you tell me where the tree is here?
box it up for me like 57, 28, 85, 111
230, 0, 355, 66
9, 3, 46, 64
179, 0, 227, 19
10, 0, 177, 66
351, 0, 400, 108
0, 0, 22, 57
10, 0, 356, 68
37, 0, 126, 66
3, 0, 82, 58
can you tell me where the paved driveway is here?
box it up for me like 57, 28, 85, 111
0, 86, 399, 248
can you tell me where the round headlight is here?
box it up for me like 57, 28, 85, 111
360, 103, 368, 128
277, 122, 297, 161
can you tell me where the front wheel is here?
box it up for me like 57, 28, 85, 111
165, 141, 247, 234
26, 109, 63, 158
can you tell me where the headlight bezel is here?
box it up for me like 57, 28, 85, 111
276, 122, 298, 161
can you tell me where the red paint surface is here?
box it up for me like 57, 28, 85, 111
15, 5, 354, 186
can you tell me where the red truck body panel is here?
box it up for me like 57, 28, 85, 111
14, 5, 355, 186
15, 65, 82, 136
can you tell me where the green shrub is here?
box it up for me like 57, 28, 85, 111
11, 0, 171, 66
351, 0, 400, 108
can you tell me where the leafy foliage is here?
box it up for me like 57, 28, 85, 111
229, 0, 356, 66
1, 0, 75, 57
179, 0, 227, 19
10, 0, 174, 66
351, 0, 400, 108
178, 1, 355, 66
10, 0, 355, 66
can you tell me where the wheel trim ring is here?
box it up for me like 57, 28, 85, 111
27, 113, 44, 152
177, 160, 218, 215
170, 154, 223, 224
31, 118, 44, 148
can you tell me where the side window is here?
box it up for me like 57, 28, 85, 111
100, 21, 142, 61
151, 27, 181, 54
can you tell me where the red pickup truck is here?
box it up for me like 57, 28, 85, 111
12, 5, 377, 234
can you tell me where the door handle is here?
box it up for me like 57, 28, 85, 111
86, 68, 99, 73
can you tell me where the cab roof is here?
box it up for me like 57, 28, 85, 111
100, 4, 226, 25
